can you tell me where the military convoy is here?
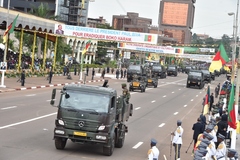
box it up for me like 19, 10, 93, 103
167, 65, 178, 76
50, 80, 133, 156
129, 74, 147, 92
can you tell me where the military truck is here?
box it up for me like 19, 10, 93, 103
167, 65, 178, 76
151, 65, 166, 79
201, 70, 211, 83
50, 81, 133, 156
186, 70, 204, 89
129, 74, 146, 92
127, 65, 144, 82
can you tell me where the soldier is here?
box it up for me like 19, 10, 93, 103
216, 134, 226, 160
171, 120, 184, 160
227, 149, 238, 160
204, 132, 216, 160
122, 83, 130, 103
147, 138, 159, 160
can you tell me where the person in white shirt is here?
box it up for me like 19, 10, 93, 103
171, 120, 184, 160
147, 138, 159, 160
216, 134, 226, 160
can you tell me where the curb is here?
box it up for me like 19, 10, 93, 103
0, 79, 105, 93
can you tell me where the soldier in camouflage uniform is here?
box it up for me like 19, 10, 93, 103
122, 83, 131, 103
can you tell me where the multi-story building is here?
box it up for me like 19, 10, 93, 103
2, 0, 90, 26
112, 12, 177, 44
87, 16, 109, 28
112, 12, 152, 32
159, 0, 196, 44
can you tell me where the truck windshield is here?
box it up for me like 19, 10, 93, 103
152, 66, 162, 70
60, 91, 110, 113
168, 66, 175, 70
189, 72, 201, 77
128, 65, 141, 70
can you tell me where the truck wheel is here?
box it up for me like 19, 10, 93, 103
115, 130, 125, 148
55, 137, 67, 150
141, 88, 143, 93
103, 135, 115, 156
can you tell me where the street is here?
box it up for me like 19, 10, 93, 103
0, 73, 224, 160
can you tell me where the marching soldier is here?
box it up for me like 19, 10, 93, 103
171, 120, 184, 160
216, 134, 226, 160
122, 83, 130, 103
147, 138, 159, 160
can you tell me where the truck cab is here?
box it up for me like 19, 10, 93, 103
50, 83, 133, 156
127, 65, 143, 82
186, 70, 204, 89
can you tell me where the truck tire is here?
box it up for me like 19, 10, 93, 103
55, 137, 67, 150
103, 135, 115, 156
115, 130, 125, 148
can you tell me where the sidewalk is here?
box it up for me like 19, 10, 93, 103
0, 73, 105, 93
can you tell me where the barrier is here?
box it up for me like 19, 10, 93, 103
0, 70, 6, 88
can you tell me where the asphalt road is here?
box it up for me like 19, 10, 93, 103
0, 73, 225, 160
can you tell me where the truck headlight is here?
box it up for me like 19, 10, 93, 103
96, 135, 107, 140
98, 125, 105, 130
55, 130, 65, 135
58, 119, 65, 126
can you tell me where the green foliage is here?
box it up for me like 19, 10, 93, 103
30, 3, 57, 19
56, 37, 72, 63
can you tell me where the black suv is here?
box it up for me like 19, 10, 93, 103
201, 70, 211, 83
186, 70, 204, 89
167, 65, 178, 76
184, 66, 193, 74
127, 65, 143, 82
151, 65, 167, 79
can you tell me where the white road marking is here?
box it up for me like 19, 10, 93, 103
179, 89, 181, 90
200, 92, 202, 94
132, 142, 143, 149
173, 112, 178, 115
0, 112, 57, 130
191, 99, 194, 101
151, 100, 156, 103
43, 128, 48, 131
196, 95, 198, 97
159, 123, 165, 127
184, 105, 187, 108
163, 155, 167, 160
172, 92, 174, 93
1, 106, 17, 110
135, 107, 141, 110
163, 95, 166, 97
25, 94, 36, 97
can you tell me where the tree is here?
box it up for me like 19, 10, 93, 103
56, 37, 72, 64
205, 37, 214, 45
95, 24, 117, 61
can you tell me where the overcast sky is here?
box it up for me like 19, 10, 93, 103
88, 0, 238, 39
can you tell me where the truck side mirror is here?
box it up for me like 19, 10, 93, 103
50, 89, 56, 106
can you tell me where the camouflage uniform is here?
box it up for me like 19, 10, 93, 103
122, 83, 130, 103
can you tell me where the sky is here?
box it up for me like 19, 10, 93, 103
88, 0, 238, 39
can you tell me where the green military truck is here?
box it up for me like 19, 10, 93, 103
50, 81, 133, 156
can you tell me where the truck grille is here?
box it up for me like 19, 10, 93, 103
63, 118, 99, 132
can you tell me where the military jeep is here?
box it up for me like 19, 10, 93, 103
146, 73, 158, 88
129, 75, 146, 92
186, 70, 204, 89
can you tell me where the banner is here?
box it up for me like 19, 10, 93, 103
54, 24, 158, 44
117, 42, 184, 54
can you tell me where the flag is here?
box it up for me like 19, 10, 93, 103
3, 14, 19, 43
209, 44, 229, 72
228, 84, 237, 129
81, 0, 85, 9
82, 40, 91, 55
203, 85, 210, 115
170, 57, 175, 64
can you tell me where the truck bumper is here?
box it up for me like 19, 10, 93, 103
54, 127, 109, 144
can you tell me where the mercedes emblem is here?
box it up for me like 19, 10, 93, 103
78, 121, 85, 127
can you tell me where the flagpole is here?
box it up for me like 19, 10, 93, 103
231, 0, 239, 149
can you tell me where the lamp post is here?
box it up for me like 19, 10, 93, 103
228, 12, 237, 81
228, 0, 239, 149
0, 0, 10, 88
